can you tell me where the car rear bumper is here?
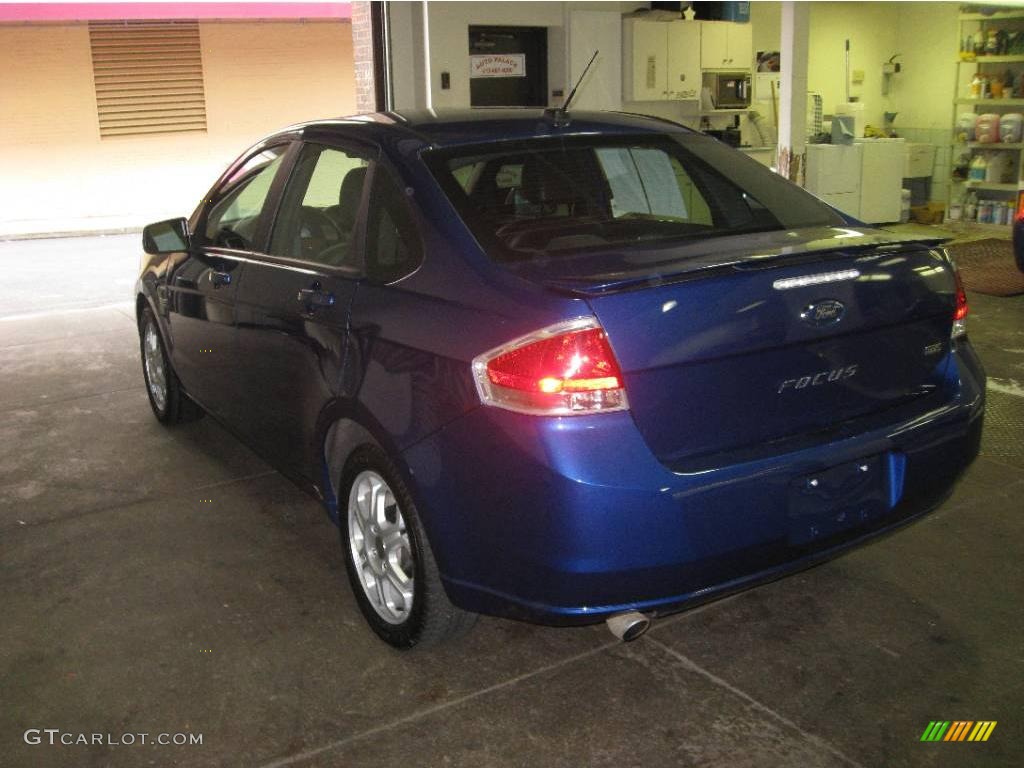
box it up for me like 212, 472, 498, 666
403, 342, 985, 625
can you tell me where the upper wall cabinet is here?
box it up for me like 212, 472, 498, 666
700, 21, 751, 70
623, 19, 701, 101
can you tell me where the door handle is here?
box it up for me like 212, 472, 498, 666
210, 270, 231, 288
297, 287, 335, 308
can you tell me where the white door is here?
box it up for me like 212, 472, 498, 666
667, 22, 700, 100
569, 11, 622, 110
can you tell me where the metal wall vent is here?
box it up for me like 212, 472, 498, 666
89, 20, 207, 138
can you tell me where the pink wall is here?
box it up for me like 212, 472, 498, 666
0, 3, 351, 22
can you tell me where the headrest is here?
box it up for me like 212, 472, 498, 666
519, 157, 582, 206
337, 166, 367, 229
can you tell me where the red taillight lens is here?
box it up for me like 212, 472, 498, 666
473, 319, 629, 415
952, 262, 968, 338
1016, 191, 1024, 222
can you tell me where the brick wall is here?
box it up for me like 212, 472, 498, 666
351, 1, 376, 113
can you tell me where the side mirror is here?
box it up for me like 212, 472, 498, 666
142, 217, 191, 255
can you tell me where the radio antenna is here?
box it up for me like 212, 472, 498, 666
545, 49, 599, 126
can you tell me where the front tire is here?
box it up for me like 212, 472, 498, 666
139, 306, 202, 424
341, 445, 477, 649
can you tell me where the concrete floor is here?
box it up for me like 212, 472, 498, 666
1, 235, 1022, 768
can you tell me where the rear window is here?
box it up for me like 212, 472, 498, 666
424, 133, 844, 262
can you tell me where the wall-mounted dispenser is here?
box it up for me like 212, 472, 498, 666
882, 54, 901, 96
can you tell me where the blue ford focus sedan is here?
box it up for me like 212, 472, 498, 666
136, 110, 984, 648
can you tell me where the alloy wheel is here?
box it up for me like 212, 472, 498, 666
143, 321, 168, 413
347, 470, 415, 624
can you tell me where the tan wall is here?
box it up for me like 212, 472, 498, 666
0, 20, 356, 236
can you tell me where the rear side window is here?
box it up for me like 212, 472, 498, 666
425, 133, 843, 262
364, 168, 423, 284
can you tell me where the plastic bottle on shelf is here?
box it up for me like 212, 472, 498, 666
970, 74, 982, 99
986, 151, 1011, 182
965, 191, 978, 222
976, 113, 1001, 143
999, 113, 1023, 143
979, 199, 993, 224
957, 113, 978, 141
969, 154, 988, 181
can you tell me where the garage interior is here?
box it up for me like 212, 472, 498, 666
2, 1, 1023, 767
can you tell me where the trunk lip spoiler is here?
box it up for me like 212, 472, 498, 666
513, 232, 951, 296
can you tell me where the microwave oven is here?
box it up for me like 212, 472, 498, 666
706, 72, 751, 109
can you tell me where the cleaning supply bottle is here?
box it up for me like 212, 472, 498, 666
970, 74, 982, 98
965, 191, 978, 221
969, 153, 988, 180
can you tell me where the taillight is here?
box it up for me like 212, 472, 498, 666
951, 261, 968, 339
472, 318, 629, 415
1016, 190, 1024, 222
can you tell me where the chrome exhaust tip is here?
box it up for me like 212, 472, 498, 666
605, 611, 651, 642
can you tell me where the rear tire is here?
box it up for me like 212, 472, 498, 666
340, 445, 477, 649
139, 306, 203, 425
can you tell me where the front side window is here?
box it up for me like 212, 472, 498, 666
269, 144, 370, 266
204, 146, 287, 250
425, 133, 843, 263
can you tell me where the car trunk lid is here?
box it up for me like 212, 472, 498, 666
508, 227, 957, 466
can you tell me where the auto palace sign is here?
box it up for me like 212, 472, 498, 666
470, 53, 526, 78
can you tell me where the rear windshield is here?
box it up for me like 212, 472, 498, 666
423, 132, 845, 262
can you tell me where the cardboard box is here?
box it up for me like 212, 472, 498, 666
910, 203, 945, 224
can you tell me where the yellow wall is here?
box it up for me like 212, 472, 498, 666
0, 20, 355, 236
744, 2, 960, 135
807, 2, 900, 131
894, 2, 960, 130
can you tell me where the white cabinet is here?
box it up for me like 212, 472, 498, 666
904, 142, 936, 178
806, 141, 906, 223
856, 138, 906, 224
700, 21, 751, 70
623, 19, 700, 101
667, 22, 701, 100
805, 144, 863, 219
624, 20, 665, 101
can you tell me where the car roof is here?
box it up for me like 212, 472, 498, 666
280, 109, 692, 151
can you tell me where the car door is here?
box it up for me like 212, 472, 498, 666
232, 140, 372, 479
167, 143, 290, 421
344, 161, 440, 451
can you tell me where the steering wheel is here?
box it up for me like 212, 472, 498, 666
296, 206, 342, 260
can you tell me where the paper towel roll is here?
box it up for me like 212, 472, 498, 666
834, 103, 866, 139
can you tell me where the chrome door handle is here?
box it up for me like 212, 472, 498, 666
297, 287, 335, 307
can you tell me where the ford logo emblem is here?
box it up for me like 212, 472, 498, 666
800, 299, 846, 327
